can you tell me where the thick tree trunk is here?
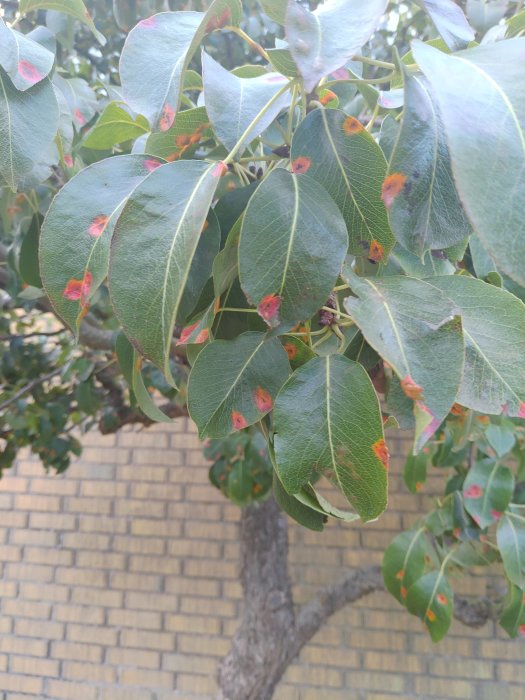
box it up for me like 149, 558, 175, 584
216, 496, 296, 700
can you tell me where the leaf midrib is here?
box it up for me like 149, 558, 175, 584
0, 71, 15, 188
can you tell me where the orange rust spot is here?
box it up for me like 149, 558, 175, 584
519, 624, 525, 637
450, 403, 465, 416
368, 239, 384, 263
189, 132, 201, 145
227, 181, 236, 191
253, 386, 273, 413
231, 411, 248, 431
400, 586, 407, 599
88, 214, 109, 238
381, 173, 407, 208
319, 89, 337, 106
74, 108, 86, 126
63, 271, 92, 302
212, 161, 228, 178
176, 134, 191, 148
134, 356, 143, 372
343, 116, 364, 134
202, 220, 209, 232
372, 438, 389, 470
415, 482, 423, 492
176, 321, 199, 346
518, 402, 525, 418
63, 154, 73, 168
206, 7, 231, 33
257, 294, 281, 325
18, 59, 42, 85
194, 328, 209, 344
475, 415, 490, 425
283, 343, 297, 360
491, 509, 502, 520
426, 609, 436, 622
395, 569, 404, 581
166, 152, 180, 162
291, 156, 312, 174
453, 528, 461, 539
401, 375, 423, 401
436, 593, 448, 606
159, 104, 175, 132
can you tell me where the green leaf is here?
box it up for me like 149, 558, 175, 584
267, 48, 300, 78
467, 0, 509, 34
497, 512, 525, 587
506, 8, 525, 37
280, 335, 316, 370
120, 1, 242, 131
273, 355, 388, 522
427, 276, 525, 417
19, 215, 43, 288
202, 52, 290, 154
188, 331, 291, 438
485, 422, 516, 458
273, 471, 325, 531
406, 569, 454, 642
83, 101, 149, 149
384, 246, 454, 278
0, 70, 59, 191
115, 333, 173, 423
383, 527, 429, 605
413, 39, 525, 286
54, 74, 98, 129
0, 19, 55, 91
285, 0, 388, 92
109, 160, 222, 384
295, 483, 359, 522
291, 109, 395, 260
404, 451, 429, 494
499, 583, 525, 638
463, 458, 514, 528
260, 0, 287, 25
239, 168, 348, 332
387, 66, 471, 257
415, 0, 475, 50
145, 106, 213, 161
40, 154, 160, 334
379, 114, 399, 161
343, 271, 464, 451
19, 0, 106, 44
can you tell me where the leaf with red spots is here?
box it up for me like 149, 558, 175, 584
40, 155, 159, 335
188, 332, 291, 438
279, 335, 315, 370
176, 300, 216, 349
115, 333, 173, 424
426, 276, 525, 417
497, 512, 525, 588
372, 438, 390, 470
318, 88, 338, 108
82, 101, 150, 149
285, 0, 388, 92
201, 51, 291, 153
386, 65, 471, 256
383, 527, 429, 606
405, 570, 454, 642
109, 160, 221, 385
500, 583, 525, 639
403, 451, 429, 494
291, 157, 311, 174
120, 0, 242, 132
54, 75, 98, 131
343, 269, 463, 451
273, 355, 387, 521
146, 106, 213, 162
19, 0, 106, 44
291, 109, 395, 258
0, 19, 54, 90
463, 459, 514, 529
239, 168, 348, 333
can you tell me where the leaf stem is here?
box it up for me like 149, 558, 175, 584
323, 72, 395, 88
217, 307, 258, 314
223, 81, 293, 165
366, 102, 381, 132
226, 26, 270, 61
352, 55, 396, 70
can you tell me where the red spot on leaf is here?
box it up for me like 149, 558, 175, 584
176, 322, 209, 346
416, 402, 440, 440
519, 624, 525, 637
63, 271, 92, 303
18, 60, 42, 85
283, 343, 297, 360
491, 510, 502, 520
372, 438, 389, 470
400, 586, 407, 599
74, 109, 86, 126
450, 403, 466, 416
212, 161, 228, 178
231, 411, 248, 431
159, 104, 175, 132
195, 328, 209, 344
319, 89, 337, 106
343, 116, 364, 135
464, 484, 483, 499
401, 375, 423, 401
143, 158, 162, 172
415, 482, 423, 492
395, 569, 404, 580
330, 67, 348, 80
476, 415, 490, 426
436, 593, 448, 606
518, 402, 525, 418
381, 173, 407, 208
88, 215, 109, 238
176, 134, 191, 148
453, 528, 461, 539
426, 609, 436, 622
257, 294, 281, 325
63, 154, 73, 168
368, 239, 384, 263
291, 156, 311, 174
253, 386, 273, 413
206, 7, 231, 33
140, 16, 156, 27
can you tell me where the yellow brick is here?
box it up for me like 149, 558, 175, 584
0, 476, 28, 492
56, 567, 107, 588
115, 499, 167, 518
70, 463, 116, 479
15, 494, 61, 512
178, 634, 230, 657
185, 559, 237, 579
82, 447, 130, 464
113, 535, 165, 555
165, 614, 220, 635
498, 662, 525, 683
53, 603, 105, 625
185, 485, 221, 502
364, 650, 424, 674
30, 477, 78, 495
414, 677, 474, 698
112, 572, 161, 592
121, 629, 175, 652
345, 670, 406, 693
430, 656, 494, 679
61, 532, 111, 550
46, 680, 97, 700
120, 431, 169, 448
51, 641, 102, 663
81, 480, 127, 498
0, 672, 43, 694
24, 546, 72, 566
71, 587, 123, 608
1, 512, 28, 528
162, 653, 217, 675
129, 555, 181, 576
10, 655, 59, 677
98, 689, 151, 700
133, 449, 183, 466
165, 577, 219, 597
10, 528, 57, 546
107, 609, 162, 630
67, 623, 118, 646
0, 545, 21, 561
3, 599, 51, 619
29, 512, 76, 530
130, 482, 182, 501
177, 673, 216, 694
120, 668, 174, 689
125, 591, 178, 612
347, 629, 407, 652
300, 646, 360, 668
14, 618, 64, 640
0, 581, 17, 597
81, 431, 116, 446
0, 636, 48, 657
170, 502, 222, 520
180, 596, 236, 618
480, 639, 525, 662
117, 465, 168, 482
170, 432, 201, 449
131, 519, 182, 537
106, 647, 160, 669
62, 660, 116, 683
286, 666, 343, 688
75, 551, 126, 570
66, 496, 112, 515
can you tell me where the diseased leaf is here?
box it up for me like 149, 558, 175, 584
406, 569, 454, 642
387, 65, 471, 256
404, 451, 429, 494
109, 160, 223, 384
83, 101, 149, 149
427, 276, 525, 417
239, 168, 348, 332
286, 0, 388, 92
383, 527, 429, 605
19, 0, 106, 44
291, 109, 394, 259
499, 583, 525, 638
273, 355, 388, 522
120, 1, 242, 131
0, 69, 59, 191
463, 458, 514, 529
0, 18, 55, 90
497, 512, 525, 588
413, 39, 525, 286
343, 270, 464, 451
188, 331, 291, 438
19, 215, 43, 288
202, 52, 291, 154
54, 74, 98, 128
273, 471, 325, 531
415, 0, 475, 50
40, 154, 160, 334
145, 106, 213, 162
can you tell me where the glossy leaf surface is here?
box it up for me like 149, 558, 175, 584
83, 102, 149, 149
415, 0, 474, 50
383, 527, 429, 605
0, 19, 54, 90
497, 512, 525, 588
406, 569, 453, 642
19, 0, 106, 44
463, 459, 514, 529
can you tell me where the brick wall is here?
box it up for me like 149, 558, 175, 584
0, 419, 523, 700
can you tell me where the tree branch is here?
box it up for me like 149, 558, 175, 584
0, 367, 62, 412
